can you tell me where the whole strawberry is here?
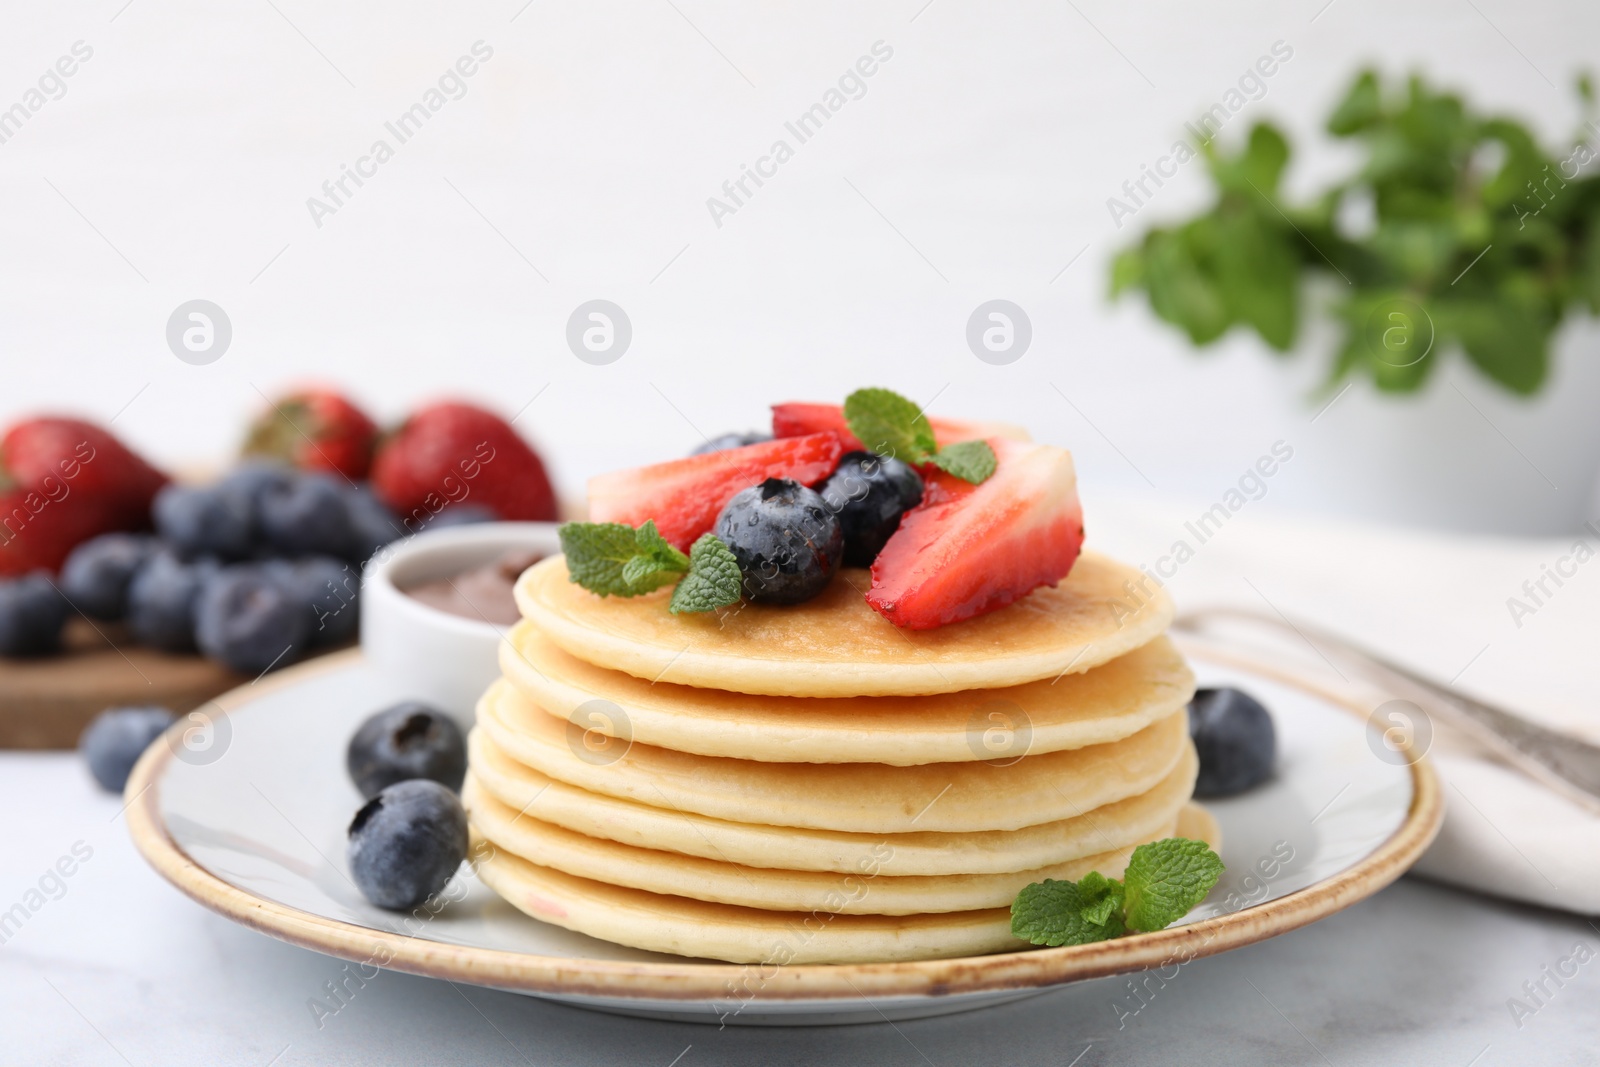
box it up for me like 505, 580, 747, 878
372, 402, 556, 527
0, 417, 168, 576
242, 388, 378, 480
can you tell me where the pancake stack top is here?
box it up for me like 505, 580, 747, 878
462, 550, 1212, 965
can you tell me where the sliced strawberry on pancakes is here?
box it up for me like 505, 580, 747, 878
588, 432, 844, 551
866, 438, 1084, 629
771, 402, 1031, 452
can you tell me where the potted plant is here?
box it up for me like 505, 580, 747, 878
1112, 71, 1600, 535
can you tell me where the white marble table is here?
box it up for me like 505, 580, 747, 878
4, 752, 1596, 1067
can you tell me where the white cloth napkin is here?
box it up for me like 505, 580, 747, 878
1091, 491, 1600, 914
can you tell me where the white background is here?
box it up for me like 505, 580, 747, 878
1, 0, 1596, 532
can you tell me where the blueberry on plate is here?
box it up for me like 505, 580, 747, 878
819, 452, 924, 567
126, 551, 219, 652
0, 573, 68, 657
343, 484, 402, 563
1188, 687, 1276, 797
154, 483, 254, 561
78, 706, 176, 793
346, 701, 467, 799
714, 478, 844, 605
691, 431, 771, 456
268, 556, 360, 646
194, 566, 313, 674
259, 472, 356, 558
347, 779, 469, 910
59, 533, 158, 621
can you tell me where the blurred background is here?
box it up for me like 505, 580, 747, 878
2, 0, 1596, 536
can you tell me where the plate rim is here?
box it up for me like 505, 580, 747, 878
125, 639, 1442, 1004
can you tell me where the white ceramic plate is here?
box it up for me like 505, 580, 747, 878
126, 638, 1439, 1025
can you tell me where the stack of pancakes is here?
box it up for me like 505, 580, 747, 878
463, 550, 1213, 965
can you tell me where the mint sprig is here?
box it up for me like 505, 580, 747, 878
842, 387, 997, 484
558, 521, 741, 613
1010, 837, 1223, 948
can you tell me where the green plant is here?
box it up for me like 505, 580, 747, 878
1111, 71, 1600, 395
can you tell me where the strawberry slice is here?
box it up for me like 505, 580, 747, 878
588, 432, 844, 551
866, 438, 1084, 629
771, 402, 1032, 452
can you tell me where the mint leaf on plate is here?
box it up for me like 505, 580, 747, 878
1010, 837, 1223, 948
1075, 871, 1126, 928
1121, 837, 1224, 932
669, 533, 743, 614
1010, 876, 1126, 947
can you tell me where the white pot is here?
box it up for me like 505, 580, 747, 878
1282, 325, 1600, 536
360, 522, 562, 730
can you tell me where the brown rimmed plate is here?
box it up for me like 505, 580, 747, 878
125, 639, 1440, 1025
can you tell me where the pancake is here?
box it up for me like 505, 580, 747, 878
473, 803, 1219, 964
465, 774, 1173, 914
469, 728, 1199, 875
476, 678, 1189, 834
500, 622, 1194, 765
513, 550, 1173, 697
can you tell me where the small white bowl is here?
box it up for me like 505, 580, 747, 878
360, 522, 562, 730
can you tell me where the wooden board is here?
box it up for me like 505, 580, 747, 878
0, 616, 343, 750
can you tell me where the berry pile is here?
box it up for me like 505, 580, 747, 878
41, 464, 402, 672
0, 391, 558, 672
565, 387, 1086, 630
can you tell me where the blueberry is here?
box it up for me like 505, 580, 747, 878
154, 483, 254, 561
271, 556, 360, 646
126, 550, 219, 652
691, 431, 772, 456
78, 706, 176, 792
0, 573, 67, 656
219, 460, 296, 510
258, 472, 356, 558
347, 779, 468, 910
344, 484, 402, 562
819, 452, 924, 567
346, 702, 467, 799
194, 566, 313, 674
714, 478, 843, 605
59, 533, 158, 620
1189, 687, 1276, 798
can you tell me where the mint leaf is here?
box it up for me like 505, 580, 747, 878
842, 387, 997, 485
669, 533, 743, 614
620, 554, 680, 593
632, 520, 685, 564
1076, 871, 1126, 928
560, 520, 690, 597
624, 520, 690, 592
1010, 878, 1126, 947
1121, 837, 1224, 932
559, 522, 648, 596
929, 439, 996, 483
843, 388, 936, 464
